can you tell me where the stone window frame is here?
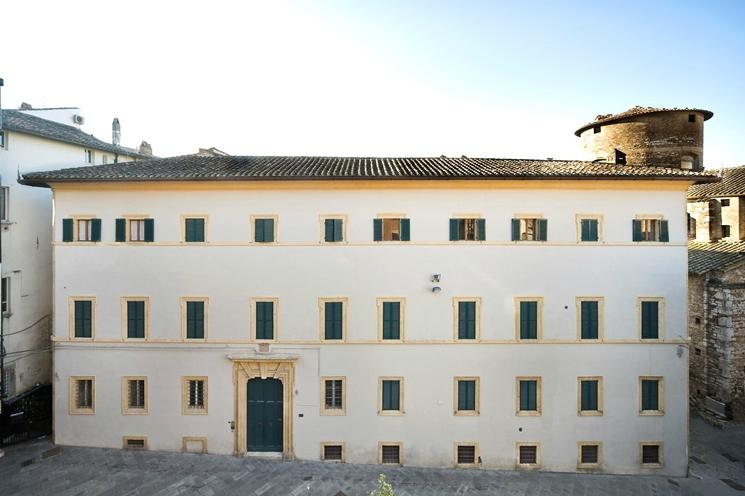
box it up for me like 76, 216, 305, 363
453, 376, 480, 416
452, 297, 482, 342
69, 376, 95, 415
514, 297, 544, 341
249, 297, 279, 342
575, 296, 604, 341
318, 214, 349, 244
318, 297, 348, 343
637, 297, 665, 341
181, 376, 208, 415
121, 376, 149, 415
122, 436, 148, 450
320, 376, 347, 416
249, 214, 279, 244
516, 376, 542, 416
454, 442, 479, 468
180, 214, 209, 244
68, 296, 97, 341
180, 296, 210, 341
638, 376, 665, 416
120, 296, 151, 341
376, 297, 406, 342
378, 441, 404, 466
575, 214, 604, 243
576, 376, 603, 416
577, 441, 603, 469
182, 436, 208, 454
321, 442, 346, 462
516, 442, 541, 469
378, 376, 405, 416
639, 441, 664, 468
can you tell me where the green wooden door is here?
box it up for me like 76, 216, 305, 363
247, 378, 283, 452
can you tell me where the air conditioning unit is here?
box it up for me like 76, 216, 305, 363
72, 114, 85, 125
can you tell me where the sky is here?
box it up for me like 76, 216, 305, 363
1, 0, 744, 167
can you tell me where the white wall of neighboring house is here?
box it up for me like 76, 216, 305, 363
50, 181, 691, 475
0, 128, 137, 398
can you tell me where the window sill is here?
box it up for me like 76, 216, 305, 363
320, 409, 346, 416
69, 409, 95, 415
123, 409, 148, 416
378, 410, 405, 416
639, 410, 664, 416
578, 411, 603, 417
516, 411, 541, 417
454, 410, 479, 416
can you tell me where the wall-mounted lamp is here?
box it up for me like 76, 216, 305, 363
432, 274, 441, 283
432, 286, 442, 294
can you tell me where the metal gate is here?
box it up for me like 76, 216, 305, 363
1, 384, 52, 447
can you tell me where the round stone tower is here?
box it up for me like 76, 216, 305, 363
575, 106, 713, 171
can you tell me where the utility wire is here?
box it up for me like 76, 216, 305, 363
3, 314, 51, 337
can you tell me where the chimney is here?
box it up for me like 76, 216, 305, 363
138, 140, 152, 157
112, 118, 121, 146
19, 102, 33, 110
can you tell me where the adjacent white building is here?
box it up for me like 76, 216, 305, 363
22, 152, 715, 475
0, 105, 148, 401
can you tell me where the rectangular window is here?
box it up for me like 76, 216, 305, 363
321, 299, 345, 341
323, 218, 345, 242
511, 218, 547, 241
449, 218, 485, 241
78, 219, 92, 241
322, 443, 344, 462
517, 377, 541, 415
70, 377, 95, 414
578, 377, 602, 415
456, 444, 477, 466
73, 299, 93, 338
641, 443, 662, 467
129, 219, 146, 241
0, 130, 5, 148
115, 218, 154, 242
632, 218, 669, 242
380, 444, 402, 465
253, 217, 276, 243
0, 186, 8, 221
123, 377, 147, 414
182, 377, 208, 414
456, 299, 478, 340
580, 218, 599, 242
185, 300, 206, 339
1, 276, 10, 314
374, 217, 411, 242
254, 299, 276, 340
578, 443, 601, 468
125, 299, 147, 339
123, 437, 148, 450
640, 299, 662, 339
321, 377, 345, 415
380, 378, 403, 414
640, 377, 663, 414
85, 149, 93, 163
2, 365, 16, 398
184, 218, 206, 242
380, 300, 402, 340
517, 444, 539, 466
722, 225, 731, 237
517, 299, 541, 340
578, 298, 602, 340
721, 199, 731, 207
688, 114, 696, 123
593, 125, 601, 134
455, 377, 479, 415
102, 155, 108, 164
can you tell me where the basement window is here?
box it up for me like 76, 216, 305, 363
380, 444, 402, 465
518, 444, 539, 467
123, 437, 147, 450
322, 444, 344, 462
578, 443, 600, 467
456, 444, 477, 466
641, 443, 662, 467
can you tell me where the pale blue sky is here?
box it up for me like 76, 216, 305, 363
2, 0, 743, 166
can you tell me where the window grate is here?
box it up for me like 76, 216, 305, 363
519, 445, 538, 465
188, 380, 205, 409
457, 445, 475, 464
642, 445, 660, 465
381, 445, 400, 464
125, 438, 146, 450
128, 380, 146, 409
325, 380, 343, 409
581, 445, 599, 464
323, 444, 343, 461
76, 379, 93, 409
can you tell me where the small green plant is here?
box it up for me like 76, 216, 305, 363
370, 474, 397, 496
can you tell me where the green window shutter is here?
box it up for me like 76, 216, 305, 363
256, 301, 274, 340
382, 302, 400, 340
325, 302, 343, 340
255, 219, 264, 242
144, 218, 155, 242
458, 301, 476, 339
186, 301, 205, 339
62, 218, 74, 242
632, 220, 642, 242
458, 380, 475, 410
400, 218, 410, 241
373, 219, 383, 241
581, 219, 598, 242
91, 219, 102, 242
264, 218, 275, 242
127, 301, 145, 338
511, 219, 521, 241
449, 219, 459, 241
537, 219, 548, 241
580, 301, 599, 339
185, 219, 205, 242
115, 218, 126, 242
641, 301, 659, 339
520, 380, 536, 411
659, 220, 669, 242
382, 380, 400, 411
74, 300, 92, 338
476, 218, 486, 241
324, 219, 334, 242
581, 380, 598, 411
642, 380, 659, 410
334, 219, 343, 242
590, 219, 598, 241
520, 301, 538, 339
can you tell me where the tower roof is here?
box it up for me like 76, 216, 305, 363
574, 106, 714, 136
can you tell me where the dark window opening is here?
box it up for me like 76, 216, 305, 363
615, 149, 626, 165
641, 445, 660, 465
721, 199, 731, 207
519, 445, 538, 465
689, 114, 696, 123
695, 347, 702, 355
722, 225, 731, 238
323, 445, 343, 461
457, 445, 476, 464
593, 126, 601, 134
381, 445, 400, 464
581, 445, 599, 464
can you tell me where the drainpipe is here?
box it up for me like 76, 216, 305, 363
0, 76, 5, 413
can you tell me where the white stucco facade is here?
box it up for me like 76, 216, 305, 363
48, 179, 692, 475
0, 115, 141, 399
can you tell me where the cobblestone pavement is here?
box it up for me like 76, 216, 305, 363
2, 417, 745, 496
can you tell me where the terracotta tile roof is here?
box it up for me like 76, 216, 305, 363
20, 155, 719, 186
688, 165, 745, 199
689, 240, 745, 274
575, 106, 714, 136
1, 110, 151, 159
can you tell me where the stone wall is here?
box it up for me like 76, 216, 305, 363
579, 111, 705, 169
689, 273, 707, 412
719, 196, 745, 241
688, 199, 722, 242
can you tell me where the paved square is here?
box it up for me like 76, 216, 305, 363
2, 417, 744, 495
